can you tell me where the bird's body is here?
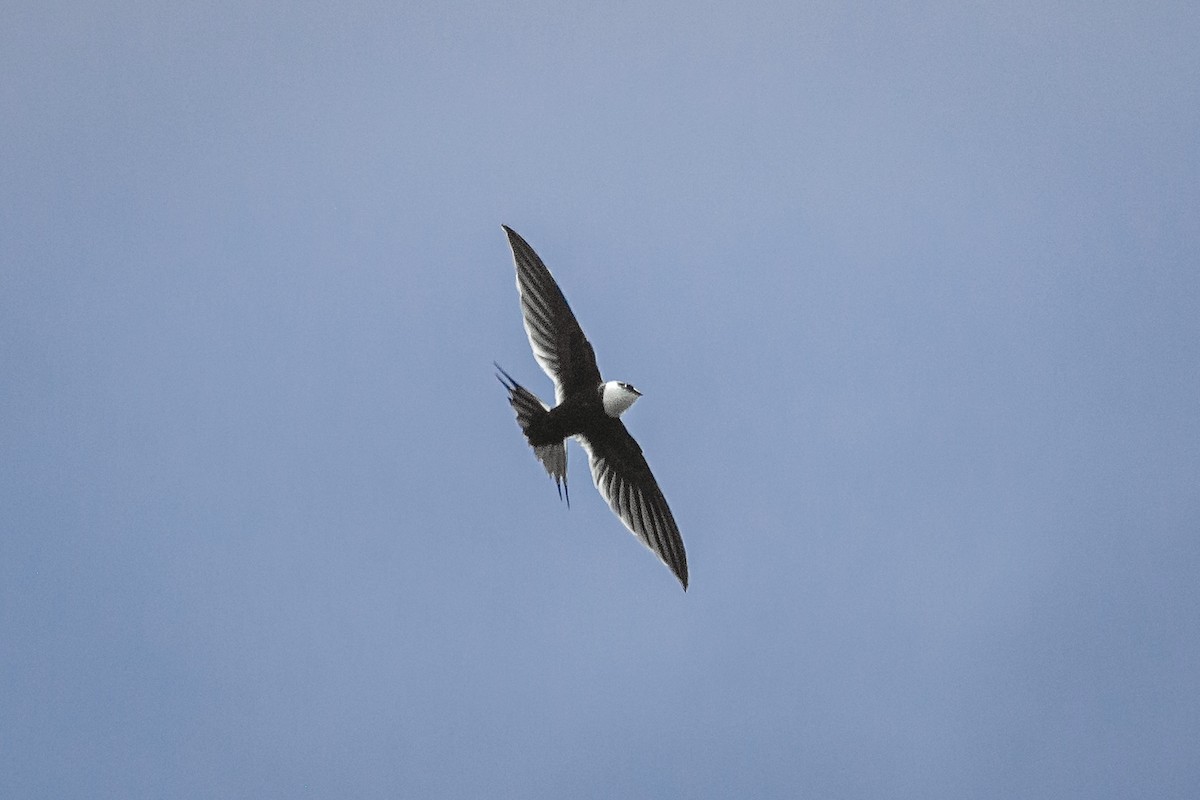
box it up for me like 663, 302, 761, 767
495, 226, 689, 589
517, 386, 601, 447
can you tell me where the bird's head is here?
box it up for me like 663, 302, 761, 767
601, 380, 642, 418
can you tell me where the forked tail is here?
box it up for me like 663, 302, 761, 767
494, 363, 568, 505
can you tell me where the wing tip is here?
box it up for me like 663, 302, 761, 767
669, 551, 689, 591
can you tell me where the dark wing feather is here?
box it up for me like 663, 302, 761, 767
503, 226, 602, 401
579, 419, 688, 589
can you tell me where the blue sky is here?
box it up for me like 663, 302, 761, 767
3, 2, 1198, 797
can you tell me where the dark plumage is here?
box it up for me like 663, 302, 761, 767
496, 226, 688, 589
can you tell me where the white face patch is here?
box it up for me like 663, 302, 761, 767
601, 381, 641, 417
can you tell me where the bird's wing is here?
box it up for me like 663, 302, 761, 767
579, 419, 688, 589
503, 226, 602, 402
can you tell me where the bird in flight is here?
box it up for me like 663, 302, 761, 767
495, 226, 688, 589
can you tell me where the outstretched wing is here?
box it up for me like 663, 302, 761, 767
579, 419, 688, 589
503, 226, 602, 402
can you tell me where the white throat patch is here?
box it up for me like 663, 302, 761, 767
601, 381, 641, 418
